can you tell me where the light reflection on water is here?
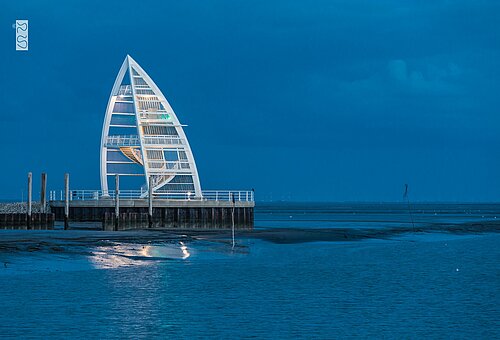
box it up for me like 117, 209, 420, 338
0, 234, 498, 338
89, 242, 192, 269
0, 204, 498, 338
179, 242, 190, 259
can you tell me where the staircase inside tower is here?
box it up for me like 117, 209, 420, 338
119, 147, 143, 165
151, 174, 173, 192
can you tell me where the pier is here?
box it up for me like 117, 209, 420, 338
49, 189, 254, 230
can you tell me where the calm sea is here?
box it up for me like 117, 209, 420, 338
0, 203, 498, 338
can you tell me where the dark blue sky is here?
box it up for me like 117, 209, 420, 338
1, 0, 499, 201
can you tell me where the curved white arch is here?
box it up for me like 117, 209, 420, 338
100, 55, 202, 197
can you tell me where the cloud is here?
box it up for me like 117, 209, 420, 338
387, 59, 461, 95
320, 58, 465, 105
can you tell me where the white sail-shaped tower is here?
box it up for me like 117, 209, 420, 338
100, 55, 202, 197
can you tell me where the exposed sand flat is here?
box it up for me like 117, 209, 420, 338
242, 221, 500, 243
0, 220, 498, 251
0, 229, 187, 254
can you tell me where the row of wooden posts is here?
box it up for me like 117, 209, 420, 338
26, 172, 48, 229
25, 173, 158, 231
24, 172, 81, 230
26, 172, 148, 230
26, 173, 237, 231
0, 172, 51, 230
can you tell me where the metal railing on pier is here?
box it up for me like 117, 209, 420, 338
49, 189, 254, 202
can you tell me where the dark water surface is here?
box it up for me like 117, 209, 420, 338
0, 203, 499, 338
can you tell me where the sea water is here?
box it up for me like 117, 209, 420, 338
0, 203, 498, 338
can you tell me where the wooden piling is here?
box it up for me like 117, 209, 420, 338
114, 175, 119, 231
64, 173, 69, 230
148, 176, 153, 228
231, 193, 236, 247
40, 172, 47, 213
27, 172, 32, 230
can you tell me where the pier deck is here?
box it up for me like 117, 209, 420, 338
49, 191, 254, 230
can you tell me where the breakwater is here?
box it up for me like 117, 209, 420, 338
0, 202, 43, 214
0, 202, 55, 229
0, 213, 54, 230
